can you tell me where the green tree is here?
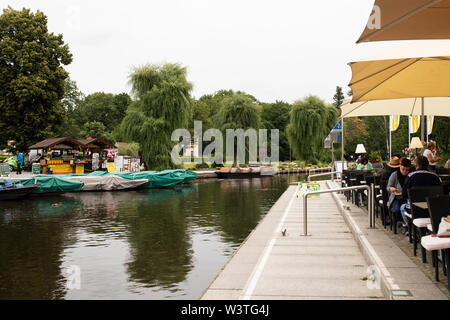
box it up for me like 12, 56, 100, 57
75, 92, 131, 132
121, 63, 193, 170
260, 101, 291, 161
333, 86, 345, 108
57, 78, 85, 137
287, 96, 338, 162
79, 121, 113, 141
343, 117, 368, 158
432, 116, 450, 156
0, 7, 72, 150
216, 92, 261, 166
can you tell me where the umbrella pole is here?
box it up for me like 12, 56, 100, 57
341, 117, 344, 168
421, 97, 425, 144
389, 128, 392, 160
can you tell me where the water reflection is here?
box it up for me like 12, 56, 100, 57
0, 175, 301, 299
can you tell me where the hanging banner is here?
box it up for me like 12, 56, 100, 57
427, 116, 434, 135
389, 115, 400, 132
409, 116, 420, 134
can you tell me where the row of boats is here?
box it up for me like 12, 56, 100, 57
0, 170, 197, 200
0, 166, 277, 200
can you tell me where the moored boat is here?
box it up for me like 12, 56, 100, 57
215, 166, 276, 179
0, 184, 40, 200
66, 175, 149, 191
15, 176, 84, 194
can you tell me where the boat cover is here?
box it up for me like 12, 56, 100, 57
17, 176, 84, 193
67, 175, 149, 191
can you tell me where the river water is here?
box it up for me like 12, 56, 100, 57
0, 174, 304, 300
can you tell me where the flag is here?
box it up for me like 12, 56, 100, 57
409, 116, 420, 134
427, 116, 434, 135
389, 115, 400, 132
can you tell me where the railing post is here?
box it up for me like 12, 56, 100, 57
371, 183, 376, 229
302, 194, 308, 236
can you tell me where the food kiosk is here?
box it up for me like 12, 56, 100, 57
29, 138, 87, 174
77, 138, 114, 172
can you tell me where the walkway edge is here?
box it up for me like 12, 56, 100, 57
326, 181, 395, 300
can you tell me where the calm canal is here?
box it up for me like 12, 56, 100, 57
0, 174, 304, 300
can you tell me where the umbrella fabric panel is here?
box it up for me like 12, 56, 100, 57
357, 0, 450, 43
349, 56, 450, 102
340, 97, 450, 118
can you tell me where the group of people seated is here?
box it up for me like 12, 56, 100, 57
382, 141, 444, 235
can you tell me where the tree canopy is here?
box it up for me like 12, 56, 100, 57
0, 7, 72, 151
287, 96, 338, 162
121, 63, 193, 170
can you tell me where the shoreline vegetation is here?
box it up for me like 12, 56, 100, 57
1, 7, 449, 170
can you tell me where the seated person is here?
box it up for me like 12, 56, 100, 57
381, 156, 401, 185
445, 159, 450, 169
400, 156, 442, 232
357, 156, 373, 171
386, 158, 412, 233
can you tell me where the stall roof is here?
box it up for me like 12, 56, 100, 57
29, 137, 84, 150
77, 138, 114, 149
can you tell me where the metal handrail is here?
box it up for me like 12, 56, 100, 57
308, 167, 332, 175
300, 185, 375, 236
308, 171, 340, 182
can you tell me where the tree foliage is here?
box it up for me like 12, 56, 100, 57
287, 96, 338, 162
121, 63, 193, 170
0, 7, 72, 150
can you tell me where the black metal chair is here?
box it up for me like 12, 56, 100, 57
408, 186, 444, 263
426, 195, 450, 282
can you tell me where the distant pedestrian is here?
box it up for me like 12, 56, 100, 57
16, 151, 24, 175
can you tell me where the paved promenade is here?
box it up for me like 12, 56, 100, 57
200, 180, 448, 300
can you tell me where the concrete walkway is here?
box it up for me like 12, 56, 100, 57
200, 181, 385, 300
328, 181, 448, 300
201, 180, 449, 300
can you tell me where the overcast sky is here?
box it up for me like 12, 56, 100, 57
1, 0, 401, 104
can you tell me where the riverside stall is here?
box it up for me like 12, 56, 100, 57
77, 138, 114, 172
29, 138, 87, 174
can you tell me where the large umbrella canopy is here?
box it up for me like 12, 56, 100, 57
357, 0, 450, 43
340, 97, 450, 118
348, 40, 450, 103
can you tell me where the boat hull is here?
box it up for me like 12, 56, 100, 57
215, 172, 271, 179
0, 185, 40, 200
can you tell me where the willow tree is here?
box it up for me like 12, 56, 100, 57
216, 92, 261, 166
286, 95, 338, 162
121, 63, 193, 170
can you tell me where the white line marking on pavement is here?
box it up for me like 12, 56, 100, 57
240, 186, 298, 300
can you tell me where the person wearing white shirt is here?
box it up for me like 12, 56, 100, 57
423, 141, 440, 172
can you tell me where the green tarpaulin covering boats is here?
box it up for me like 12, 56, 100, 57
11, 170, 197, 194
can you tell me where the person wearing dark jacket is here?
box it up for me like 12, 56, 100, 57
400, 156, 442, 231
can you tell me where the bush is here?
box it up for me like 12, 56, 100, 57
118, 142, 140, 157
195, 163, 210, 169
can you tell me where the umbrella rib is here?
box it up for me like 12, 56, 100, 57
410, 98, 419, 116
341, 101, 368, 118
349, 59, 412, 86
353, 58, 422, 102
358, 0, 442, 43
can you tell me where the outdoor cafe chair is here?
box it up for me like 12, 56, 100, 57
424, 194, 450, 282
408, 186, 444, 263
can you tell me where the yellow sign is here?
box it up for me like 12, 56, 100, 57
297, 182, 321, 198
107, 162, 116, 173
